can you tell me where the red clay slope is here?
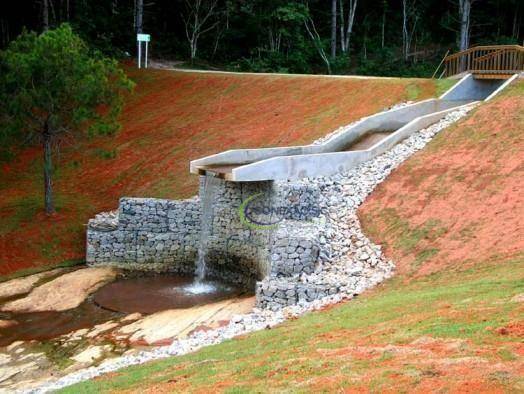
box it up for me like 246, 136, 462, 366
0, 69, 437, 275
360, 79, 524, 279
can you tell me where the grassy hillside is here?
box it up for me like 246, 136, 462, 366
61, 259, 524, 393
60, 81, 524, 393
0, 69, 439, 275
360, 80, 524, 279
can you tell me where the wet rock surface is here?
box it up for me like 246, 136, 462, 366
116, 296, 255, 345
0, 271, 255, 392
0, 269, 65, 300
1, 268, 118, 313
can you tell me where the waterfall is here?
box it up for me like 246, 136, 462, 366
194, 174, 220, 282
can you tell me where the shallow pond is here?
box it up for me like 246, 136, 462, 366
93, 275, 246, 314
0, 273, 248, 346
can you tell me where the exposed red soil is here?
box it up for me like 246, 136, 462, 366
359, 80, 524, 278
495, 322, 524, 337
0, 68, 435, 275
63, 80, 523, 394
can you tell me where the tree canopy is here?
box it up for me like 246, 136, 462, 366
1, 0, 521, 76
0, 24, 133, 213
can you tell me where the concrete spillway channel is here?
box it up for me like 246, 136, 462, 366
190, 74, 517, 182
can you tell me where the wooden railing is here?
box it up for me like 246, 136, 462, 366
443, 45, 524, 77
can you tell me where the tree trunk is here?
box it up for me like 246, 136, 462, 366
339, 0, 357, 54
339, 0, 345, 52
381, 0, 386, 48
135, 0, 143, 33
42, 0, 49, 31
43, 123, 55, 215
344, 0, 357, 54
0, 18, 9, 47
512, 6, 519, 40
331, 0, 337, 58
304, 17, 331, 74
458, 0, 471, 52
190, 36, 197, 60
402, 0, 409, 60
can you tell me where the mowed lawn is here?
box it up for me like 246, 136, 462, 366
0, 68, 443, 275
60, 80, 524, 393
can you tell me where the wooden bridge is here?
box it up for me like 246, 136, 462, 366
442, 45, 524, 79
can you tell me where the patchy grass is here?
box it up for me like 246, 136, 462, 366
406, 82, 423, 101
360, 80, 524, 278
57, 78, 523, 394
0, 258, 84, 284
60, 256, 524, 393
435, 78, 458, 97
33, 340, 87, 370
0, 69, 439, 276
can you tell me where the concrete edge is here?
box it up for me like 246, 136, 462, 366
439, 73, 472, 100
484, 73, 519, 101
229, 101, 477, 182
153, 66, 424, 80
189, 98, 439, 174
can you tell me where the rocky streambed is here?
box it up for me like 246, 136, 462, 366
0, 104, 475, 393
0, 268, 254, 392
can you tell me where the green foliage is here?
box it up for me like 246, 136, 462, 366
229, 1, 320, 74
0, 24, 133, 212
94, 148, 118, 160
0, 24, 134, 151
355, 47, 441, 78
3, 0, 521, 77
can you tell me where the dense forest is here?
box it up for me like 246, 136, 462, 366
1, 0, 523, 76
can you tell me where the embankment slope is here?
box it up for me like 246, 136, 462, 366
360, 79, 524, 278
60, 80, 523, 393
0, 69, 437, 275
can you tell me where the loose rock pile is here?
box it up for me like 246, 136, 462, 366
257, 106, 473, 309
88, 211, 118, 231
34, 105, 474, 393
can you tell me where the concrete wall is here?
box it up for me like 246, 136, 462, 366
440, 74, 506, 101
190, 99, 472, 182
227, 103, 474, 181
190, 73, 517, 183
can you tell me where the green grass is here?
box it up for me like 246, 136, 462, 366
0, 258, 84, 284
406, 82, 422, 101
60, 255, 524, 393
375, 208, 448, 265
435, 78, 458, 97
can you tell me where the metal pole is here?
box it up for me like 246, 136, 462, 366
145, 41, 148, 68
138, 41, 141, 69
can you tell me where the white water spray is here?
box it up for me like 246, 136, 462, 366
194, 174, 220, 283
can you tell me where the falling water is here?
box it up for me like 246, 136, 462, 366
194, 174, 220, 283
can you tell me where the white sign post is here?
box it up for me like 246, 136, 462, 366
137, 33, 151, 69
